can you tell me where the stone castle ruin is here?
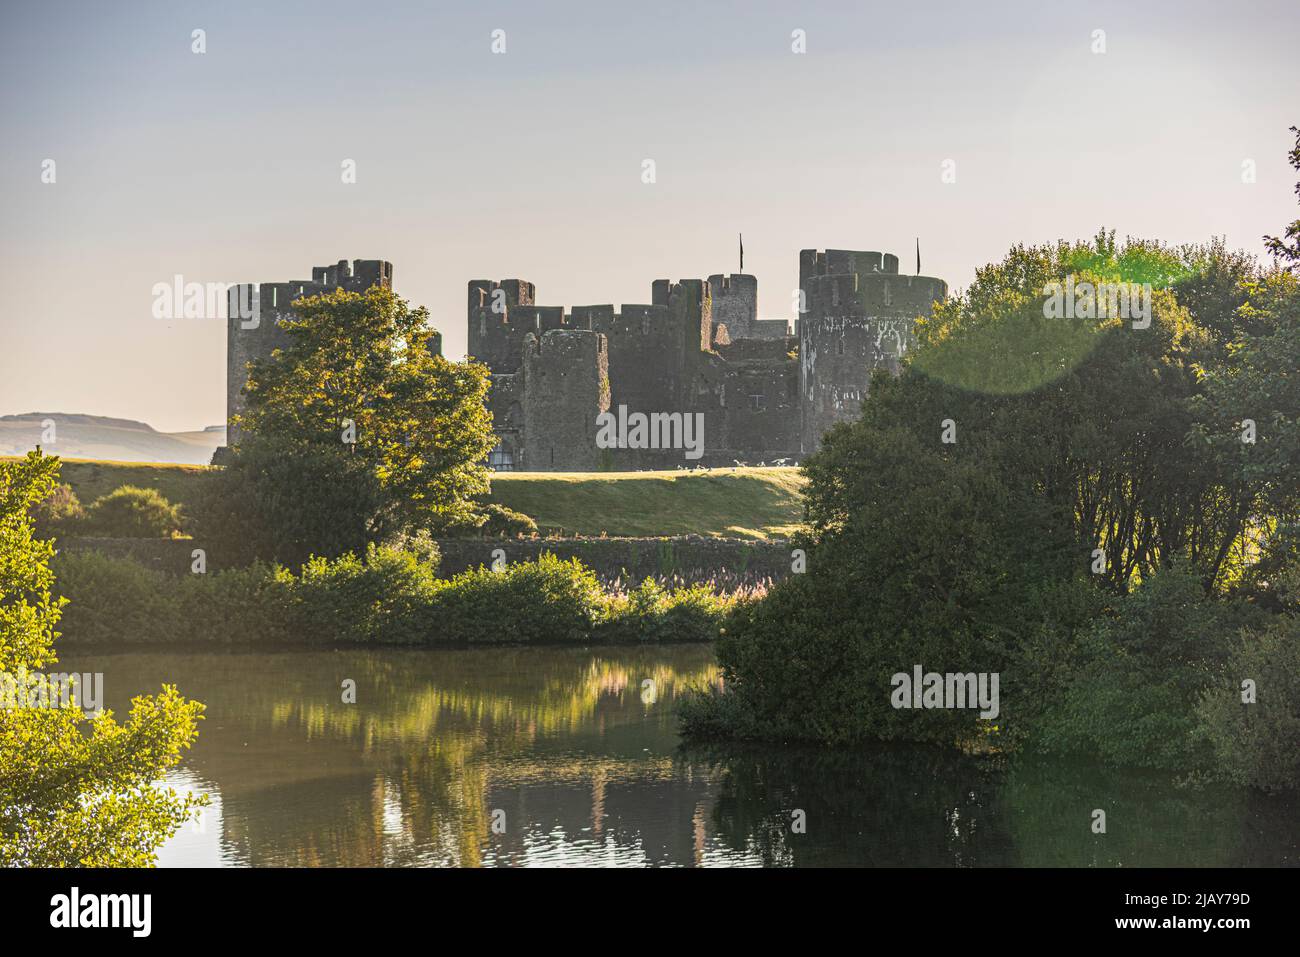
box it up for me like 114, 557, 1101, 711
222, 250, 946, 470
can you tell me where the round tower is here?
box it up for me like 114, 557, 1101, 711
797, 249, 947, 453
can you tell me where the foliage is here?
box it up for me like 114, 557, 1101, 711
1195, 564, 1300, 791
437, 502, 539, 538
289, 546, 441, 644
1027, 566, 1255, 769
52, 548, 731, 647
193, 435, 384, 568
597, 578, 735, 644
0, 451, 204, 866
1263, 125, 1300, 269
203, 286, 495, 565
690, 203, 1300, 788
30, 482, 84, 539
83, 485, 183, 538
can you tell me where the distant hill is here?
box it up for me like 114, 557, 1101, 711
0, 413, 224, 465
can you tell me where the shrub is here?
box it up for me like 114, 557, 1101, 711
192, 437, 383, 568
30, 482, 84, 538
1196, 616, 1300, 791
479, 504, 538, 538
54, 548, 731, 647
52, 551, 180, 643
437, 502, 539, 538
422, 554, 605, 644
1028, 566, 1258, 769
597, 579, 732, 644
83, 486, 183, 538
286, 545, 440, 644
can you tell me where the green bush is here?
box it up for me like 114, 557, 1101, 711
1027, 566, 1259, 770
436, 502, 539, 538
422, 554, 604, 644
597, 579, 732, 644
53, 551, 180, 643
287, 545, 440, 644
31, 482, 84, 539
83, 485, 183, 538
192, 437, 383, 568
53, 548, 733, 647
1195, 616, 1300, 791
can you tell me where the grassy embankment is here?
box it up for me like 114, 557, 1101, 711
12, 457, 806, 540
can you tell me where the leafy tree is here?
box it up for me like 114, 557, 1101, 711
690, 224, 1298, 762
1264, 125, 1300, 270
0, 451, 204, 865
202, 286, 496, 564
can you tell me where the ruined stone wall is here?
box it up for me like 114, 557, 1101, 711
707, 273, 757, 340
721, 358, 801, 459
467, 279, 542, 374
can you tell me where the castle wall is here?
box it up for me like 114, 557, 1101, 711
469, 247, 946, 471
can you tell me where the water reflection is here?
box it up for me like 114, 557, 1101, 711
63, 646, 1298, 867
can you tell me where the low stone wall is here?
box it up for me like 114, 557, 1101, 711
56, 535, 793, 585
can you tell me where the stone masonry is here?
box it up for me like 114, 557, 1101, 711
220, 250, 947, 471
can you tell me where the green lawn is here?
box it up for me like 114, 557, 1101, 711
13, 455, 806, 541
489, 467, 806, 540
14, 456, 215, 508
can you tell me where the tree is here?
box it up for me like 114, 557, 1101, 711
202, 286, 496, 564
0, 451, 205, 866
1264, 125, 1300, 270
689, 228, 1298, 755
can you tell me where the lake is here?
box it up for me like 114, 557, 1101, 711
62, 644, 1299, 867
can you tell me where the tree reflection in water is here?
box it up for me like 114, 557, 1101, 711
64, 646, 1298, 867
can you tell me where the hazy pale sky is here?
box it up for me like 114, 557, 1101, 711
1, 0, 1296, 432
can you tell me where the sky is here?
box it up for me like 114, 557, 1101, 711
1, 0, 1296, 432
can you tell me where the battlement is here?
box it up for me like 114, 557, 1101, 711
800, 249, 899, 281
804, 272, 947, 318
523, 327, 607, 362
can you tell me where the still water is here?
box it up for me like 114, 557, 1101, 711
64, 645, 1297, 867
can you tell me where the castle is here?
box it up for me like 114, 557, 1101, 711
222, 250, 947, 470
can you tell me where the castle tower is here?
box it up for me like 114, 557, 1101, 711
706, 274, 758, 341
797, 249, 946, 453
520, 329, 610, 471
467, 279, 547, 374
221, 259, 392, 457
